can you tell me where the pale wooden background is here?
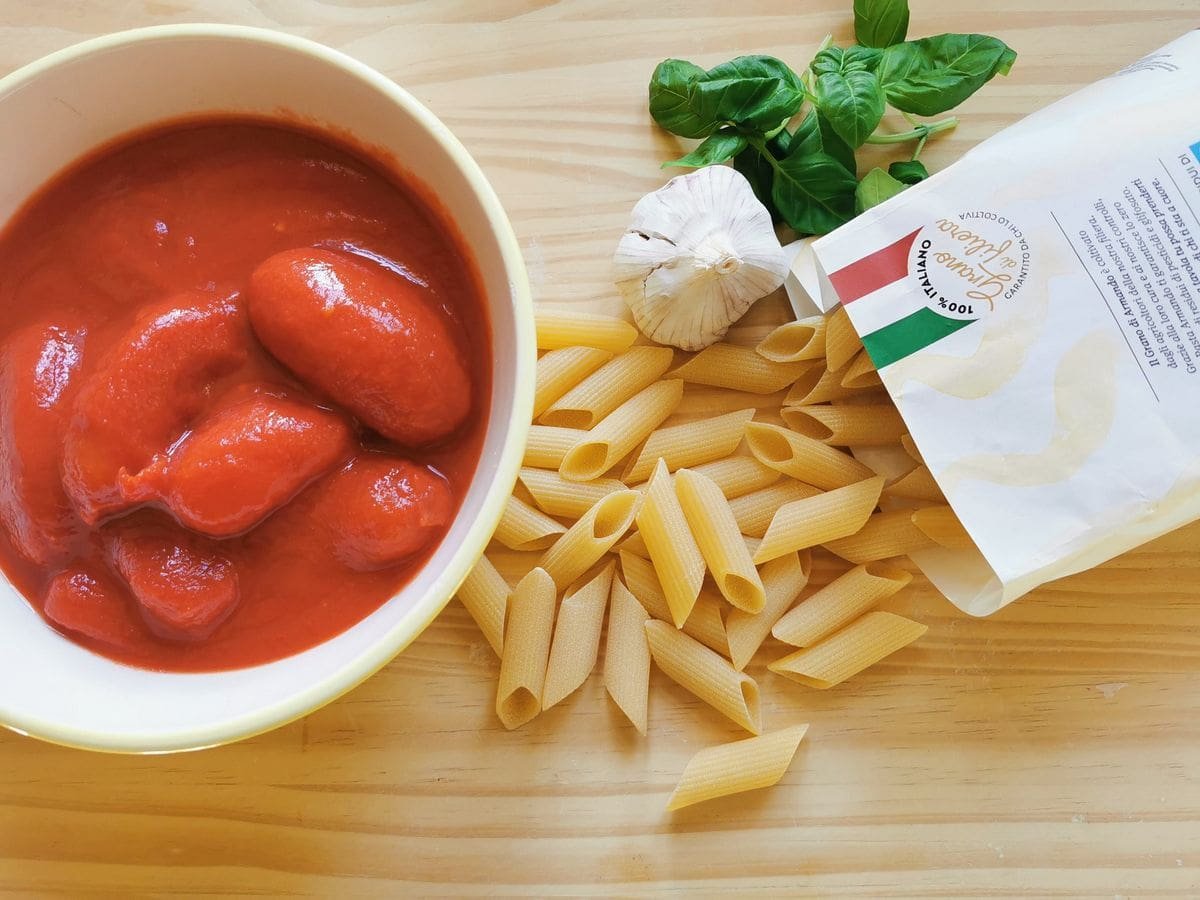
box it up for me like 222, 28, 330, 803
2, 1, 1199, 895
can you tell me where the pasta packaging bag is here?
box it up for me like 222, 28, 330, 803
805, 31, 1200, 615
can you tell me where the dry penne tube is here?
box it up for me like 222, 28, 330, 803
900, 433, 924, 464
753, 476, 885, 564
823, 509, 935, 563
690, 455, 780, 498
883, 465, 945, 502
604, 576, 652, 734
672, 343, 810, 394
824, 304, 863, 372
841, 349, 882, 389
519, 467, 626, 519
769, 610, 927, 689
772, 562, 912, 648
536, 308, 638, 353
911, 505, 976, 550
783, 363, 855, 406
540, 490, 642, 589
525, 425, 586, 468
455, 552, 509, 656
729, 480, 822, 538
493, 495, 567, 551
619, 551, 727, 655
745, 422, 875, 490
830, 388, 892, 406
534, 346, 612, 418
559, 379, 683, 481
540, 346, 674, 428
635, 458, 705, 626
756, 316, 827, 363
666, 724, 809, 811
782, 404, 908, 447
496, 567, 556, 729
645, 620, 761, 733
616, 530, 649, 558
725, 551, 811, 671
675, 468, 765, 613
543, 563, 613, 710
623, 408, 755, 484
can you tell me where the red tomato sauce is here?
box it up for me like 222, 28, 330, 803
0, 119, 491, 671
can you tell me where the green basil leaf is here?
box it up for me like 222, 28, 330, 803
663, 131, 749, 168
694, 55, 806, 133
813, 45, 881, 76
854, 0, 910, 48
879, 34, 1018, 116
855, 167, 908, 213
771, 151, 858, 236
888, 159, 929, 184
648, 59, 713, 138
733, 130, 792, 219
790, 109, 856, 174
815, 68, 885, 148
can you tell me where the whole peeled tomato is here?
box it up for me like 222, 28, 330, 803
247, 248, 472, 446
43, 564, 144, 649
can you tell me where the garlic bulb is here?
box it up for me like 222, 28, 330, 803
613, 165, 789, 351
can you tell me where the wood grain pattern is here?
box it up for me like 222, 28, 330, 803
1, 1, 1199, 894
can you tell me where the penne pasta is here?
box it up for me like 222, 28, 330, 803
666, 724, 809, 811
900, 433, 924, 465
559, 380, 683, 481
725, 551, 811, 671
542, 562, 613, 710
619, 551, 728, 655
841, 348, 883, 389
645, 620, 762, 733
883, 465, 945, 502
496, 567, 556, 729
753, 476, 885, 564
782, 404, 907, 447
534, 346, 612, 418
783, 363, 856, 406
729, 480, 822, 538
616, 530, 649, 558
541, 346, 674, 428
672, 344, 811, 394
911, 505, 976, 550
772, 561, 912, 648
540, 490, 642, 589
635, 459, 705, 626
825, 304, 863, 372
604, 576, 652, 734
822, 509, 935, 563
830, 388, 892, 407
755, 316, 828, 363
690, 455, 781, 499
536, 308, 638, 353
745, 422, 875, 490
675, 468, 765, 613
519, 467, 626, 519
623, 408, 755, 484
493, 495, 567, 551
525, 424, 587, 468
769, 611, 927, 689
455, 552, 509, 656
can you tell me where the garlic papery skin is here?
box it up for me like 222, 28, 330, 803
613, 165, 789, 351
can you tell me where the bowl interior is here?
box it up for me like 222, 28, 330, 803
0, 26, 530, 752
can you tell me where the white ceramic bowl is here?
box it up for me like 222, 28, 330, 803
0, 25, 533, 752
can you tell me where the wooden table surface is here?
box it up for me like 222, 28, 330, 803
2, 1, 1199, 895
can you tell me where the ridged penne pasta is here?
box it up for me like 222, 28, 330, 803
883, 465, 945, 502
783, 363, 855, 406
616, 530, 649, 558
525, 424, 587, 468
534, 346, 612, 418
542, 563, 613, 710
519, 467, 626, 519
911, 505, 976, 551
822, 509, 935, 563
559, 380, 683, 481
635, 459, 705, 626
745, 422, 874, 490
672, 344, 810, 394
675, 468, 765, 613
493, 495, 567, 551
729, 480, 822, 538
782, 404, 907, 447
690, 455, 781, 499
772, 562, 912, 648
753, 476, 885, 564
725, 551, 811, 671
666, 724, 809, 811
536, 308, 638, 353
769, 611, 927, 689
623, 408, 755, 484
900, 433, 924, 464
540, 346, 674, 428
841, 349, 882, 389
540, 490, 642, 589
830, 388, 892, 407
604, 576, 652, 734
825, 304, 863, 372
619, 551, 728, 655
496, 567, 556, 729
644, 620, 761, 733
755, 316, 827, 363
455, 553, 509, 656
